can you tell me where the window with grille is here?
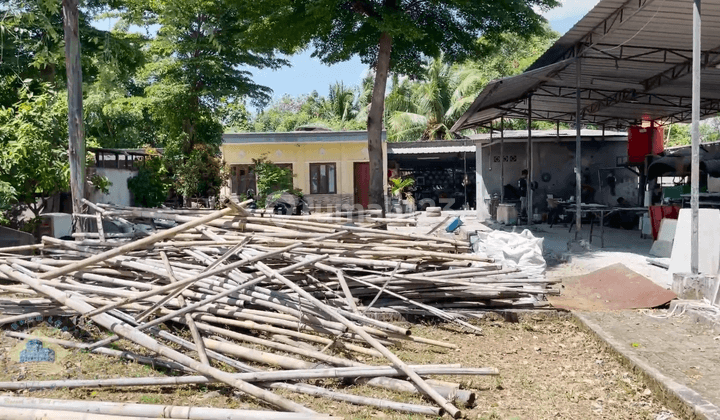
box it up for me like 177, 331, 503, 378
309, 163, 337, 194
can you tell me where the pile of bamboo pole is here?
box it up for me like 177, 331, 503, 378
0, 199, 558, 418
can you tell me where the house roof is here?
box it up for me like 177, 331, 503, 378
223, 130, 386, 144
452, 0, 720, 132
469, 129, 627, 144
387, 145, 476, 154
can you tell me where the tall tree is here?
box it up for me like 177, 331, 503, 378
266, 0, 558, 212
388, 55, 454, 141
388, 28, 559, 141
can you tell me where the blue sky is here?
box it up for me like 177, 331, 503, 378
94, 1, 600, 107
254, 1, 600, 105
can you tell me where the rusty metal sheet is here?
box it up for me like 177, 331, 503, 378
548, 263, 677, 311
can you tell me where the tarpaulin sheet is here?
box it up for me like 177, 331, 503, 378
548, 263, 676, 311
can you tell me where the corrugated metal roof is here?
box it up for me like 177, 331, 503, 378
452, 0, 720, 132
387, 145, 476, 154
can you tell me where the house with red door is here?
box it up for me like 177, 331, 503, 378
221, 129, 387, 211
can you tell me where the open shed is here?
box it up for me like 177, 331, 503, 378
452, 0, 720, 273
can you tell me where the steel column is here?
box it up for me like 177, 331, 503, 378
576, 56, 583, 237
500, 117, 505, 204
527, 95, 533, 224
691, 0, 701, 274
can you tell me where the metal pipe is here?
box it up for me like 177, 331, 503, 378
575, 55, 583, 237
527, 95, 533, 224
691, 0, 701, 274
500, 117, 505, 203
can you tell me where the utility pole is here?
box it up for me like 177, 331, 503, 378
63, 0, 85, 231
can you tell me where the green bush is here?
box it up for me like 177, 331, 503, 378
251, 155, 300, 207
127, 151, 170, 207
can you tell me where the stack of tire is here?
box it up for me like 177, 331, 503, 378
425, 206, 441, 217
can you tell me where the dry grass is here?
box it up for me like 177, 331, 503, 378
0, 312, 684, 420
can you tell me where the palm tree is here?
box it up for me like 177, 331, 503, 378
387, 55, 457, 142
387, 28, 560, 141
321, 82, 357, 122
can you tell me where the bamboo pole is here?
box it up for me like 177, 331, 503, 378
192, 314, 382, 358
0, 396, 337, 420
0, 244, 43, 254
0, 264, 314, 414
194, 321, 363, 368
39, 201, 250, 280
0, 365, 496, 390
254, 262, 462, 418
82, 241, 309, 318
160, 251, 210, 365
267, 382, 442, 416
0, 407, 160, 420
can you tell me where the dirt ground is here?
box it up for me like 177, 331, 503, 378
0, 312, 685, 420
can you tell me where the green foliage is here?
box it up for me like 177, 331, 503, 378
389, 177, 414, 198
250, 92, 365, 132
89, 173, 112, 194
250, 155, 298, 207
267, 0, 558, 77
387, 28, 559, 141
173, 145, 229, 199
127, 151, 170, 207
0, 79, 69, 218
0, 180, 16, 225
666, 124, 691, 147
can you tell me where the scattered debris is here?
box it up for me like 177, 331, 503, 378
0, 199, 558, 418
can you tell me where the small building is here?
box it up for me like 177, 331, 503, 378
471, 129, 638, 216
387, 140, 476, 210
221, 131, 387, 210
88, 148, 151, 207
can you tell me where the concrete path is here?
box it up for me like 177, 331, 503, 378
576, 310, 720, 420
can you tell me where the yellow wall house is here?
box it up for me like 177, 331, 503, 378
221, 130, 387, 211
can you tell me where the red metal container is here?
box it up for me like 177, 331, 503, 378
649, 205, 680, 241
628, 125, 664, 164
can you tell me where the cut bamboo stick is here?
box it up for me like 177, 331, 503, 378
39, 201, 250, 280
0, 264, 314, 414
0, 396, 338, 420
254, 261, 462, 419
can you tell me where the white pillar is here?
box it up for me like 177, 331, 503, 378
691, 0, 701, 274
476, 142, 490, 220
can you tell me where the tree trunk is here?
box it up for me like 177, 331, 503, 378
367, 32, 392, 216
62, 0, 85, 232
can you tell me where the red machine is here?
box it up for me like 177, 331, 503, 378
628, 125, 664, 164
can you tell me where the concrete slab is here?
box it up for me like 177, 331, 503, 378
672, 273, 720, 305
669, 209, 720, 276
650, 218, 678, 258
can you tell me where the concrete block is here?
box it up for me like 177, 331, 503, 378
650, 219, 677, 258
497, 204, 517, 225
668, 209, 720, 276
567, 239, 591, 253
671, 272, 720, 304
0, 226, 34, 248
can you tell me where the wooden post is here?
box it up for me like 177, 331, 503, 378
62, 0, 85, 232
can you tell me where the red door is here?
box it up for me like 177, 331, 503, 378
354, 162, 370, 209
